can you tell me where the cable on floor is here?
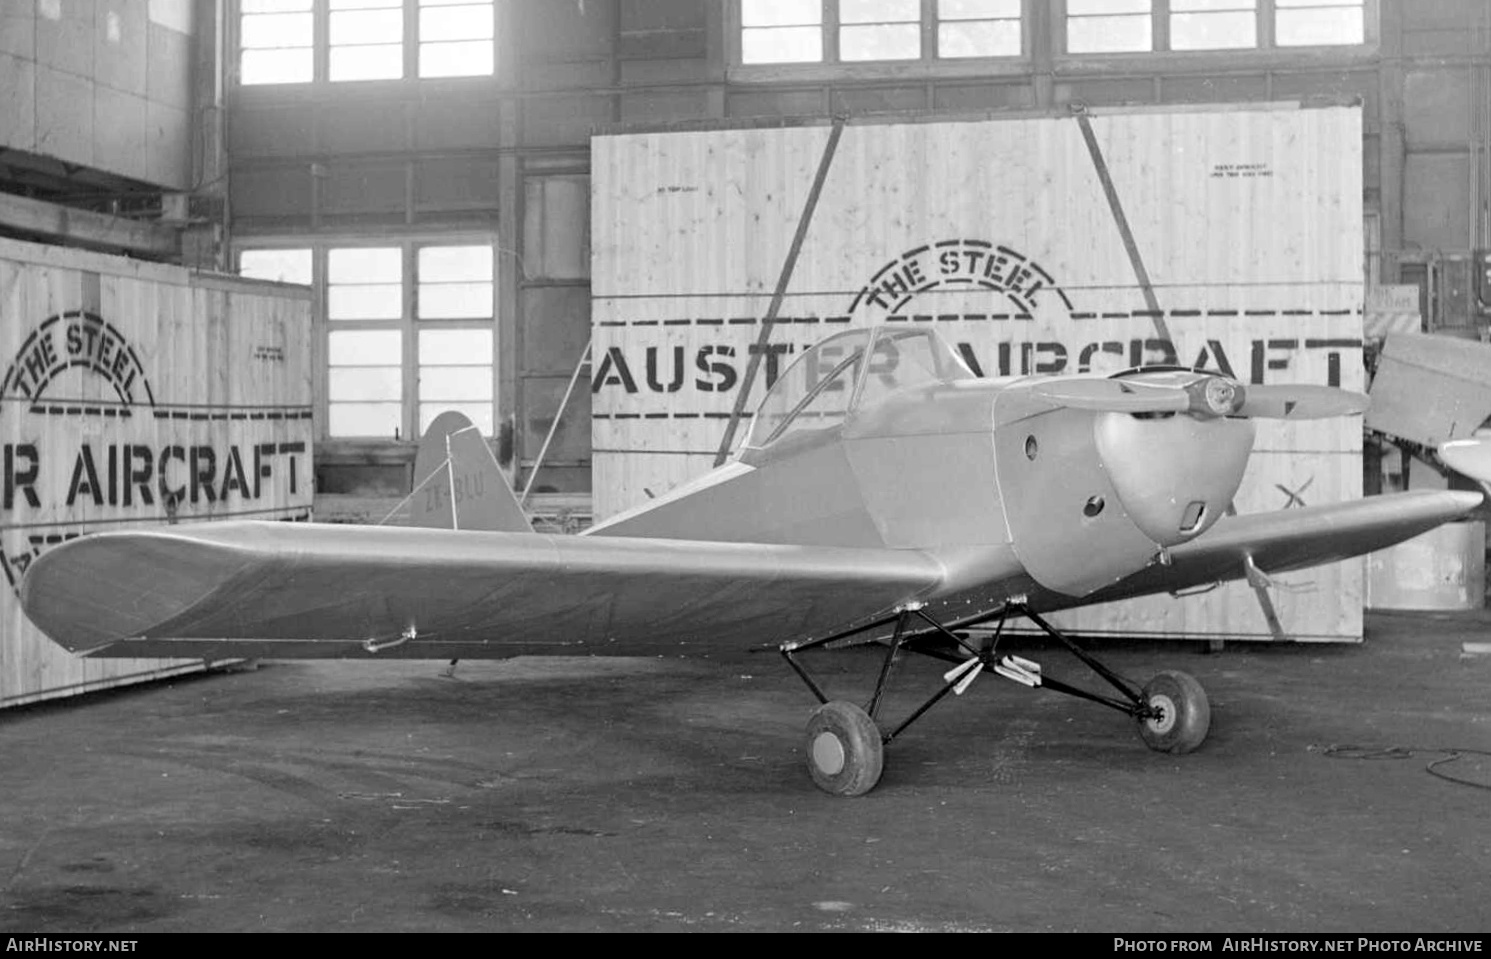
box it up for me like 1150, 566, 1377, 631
1319, 743, 1491, 791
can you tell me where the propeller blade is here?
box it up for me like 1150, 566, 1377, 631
1236, 385, 1369, 420
1030, 378, 1191, 414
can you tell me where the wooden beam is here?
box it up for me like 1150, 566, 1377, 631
0, 192, 179, 258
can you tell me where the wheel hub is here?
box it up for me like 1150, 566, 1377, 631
1145, 693, 1177, 735
811, 731, 846, 776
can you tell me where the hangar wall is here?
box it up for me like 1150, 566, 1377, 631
0, 236, 313, 706
0, 0, 197, 193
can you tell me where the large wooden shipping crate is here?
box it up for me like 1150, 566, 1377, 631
1, 238, 313, 706
591, 103, 1365, 642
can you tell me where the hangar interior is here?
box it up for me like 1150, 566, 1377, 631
4, 1, 1491, 934
3, 0, 1487, 523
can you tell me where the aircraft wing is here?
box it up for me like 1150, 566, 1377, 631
19, 522, 950, 659
1068, 490, 1483, 607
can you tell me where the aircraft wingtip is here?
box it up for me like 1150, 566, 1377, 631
19, 531, 228, 654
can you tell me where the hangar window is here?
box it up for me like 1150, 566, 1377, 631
1170, 0, 1257, 51
1067, 0, 1153, 53
741, 0, 826, 63
416, 245, 496, 435
239, 0, 315, 85
239, 248, 313, 286
738, 0, 1022, 65
329, 0, 404, 81
840, 0, 922, 61
938, 0, 1022, 58
1275, 0, 1364, 46
418, 0, 496, 77
237, 0, 497, 85
1062, 0, 1372, 53
237, 241, 498, 441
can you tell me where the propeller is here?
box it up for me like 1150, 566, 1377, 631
1031, 375, 1369, 420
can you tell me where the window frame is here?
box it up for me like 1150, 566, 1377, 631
1056, 0, 1377, 58
234, 0, 497, 87
233, 237, 499, 443
730, 0, 1032, 81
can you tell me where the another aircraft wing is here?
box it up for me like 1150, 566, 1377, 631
19, 522, 950, 660
1067, 490, 1483, 608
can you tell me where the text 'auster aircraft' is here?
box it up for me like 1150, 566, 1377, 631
20, 326, 1484, 796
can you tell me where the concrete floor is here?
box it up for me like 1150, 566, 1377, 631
2, 610, 1489, 933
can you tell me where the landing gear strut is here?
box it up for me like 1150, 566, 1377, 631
780, 599, 1211, 796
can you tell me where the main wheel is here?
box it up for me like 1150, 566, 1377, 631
1136, 669, 1210, 754
805, 700, 884, 796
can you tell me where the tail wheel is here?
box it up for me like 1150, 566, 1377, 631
1136, 669, 1210, 754
805, 700, 884, 796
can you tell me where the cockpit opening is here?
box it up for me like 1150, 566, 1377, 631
743, 326, 976, 451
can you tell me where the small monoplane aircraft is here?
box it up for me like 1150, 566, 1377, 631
20, 326, 1484, 795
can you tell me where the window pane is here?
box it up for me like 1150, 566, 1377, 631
329, 330, 401, 366
330, 44, 402, 81
241, 48, 313, 84
841, 23, 920, 60
840, 0, 919, 24
1173, 0, 1252, 9
420, 329, 493, 365
239, 248, 312, 285
330, 367, 403, 402
419, 245, 492, 281
330, 402, 402, 438
939, 0, 1020, 18
1069, 0, 1150, 13
329, 247, 401, 282
742, 0, 821, 27
1172, 10, 1257, 49
329, 284, 403, 320
420, 40, 494, 77
418, 283, 492, 319
742, 25, 823, 62
1276, 6, 1363, 46
939, 20, 1020, 57
243, 0, 311, 13
241, 12, 312, 47
330, 8, 403, 43
330, 0, 401, 9
420, 4, 493, 41
419, 366, 493, 401
419, 402, 493, 436
1068, 14, 1152, 52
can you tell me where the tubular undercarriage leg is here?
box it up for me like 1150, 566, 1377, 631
780, 600, 1212, 796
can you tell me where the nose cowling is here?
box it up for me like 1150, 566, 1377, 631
1094, 410, 1255, 547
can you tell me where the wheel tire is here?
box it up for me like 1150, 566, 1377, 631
805, 700, 884, 797
1136, 669, 1211, 754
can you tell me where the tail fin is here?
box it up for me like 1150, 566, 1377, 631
405, 411, 531, 532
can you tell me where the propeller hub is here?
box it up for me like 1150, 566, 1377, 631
1188, 377, 1245, 418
